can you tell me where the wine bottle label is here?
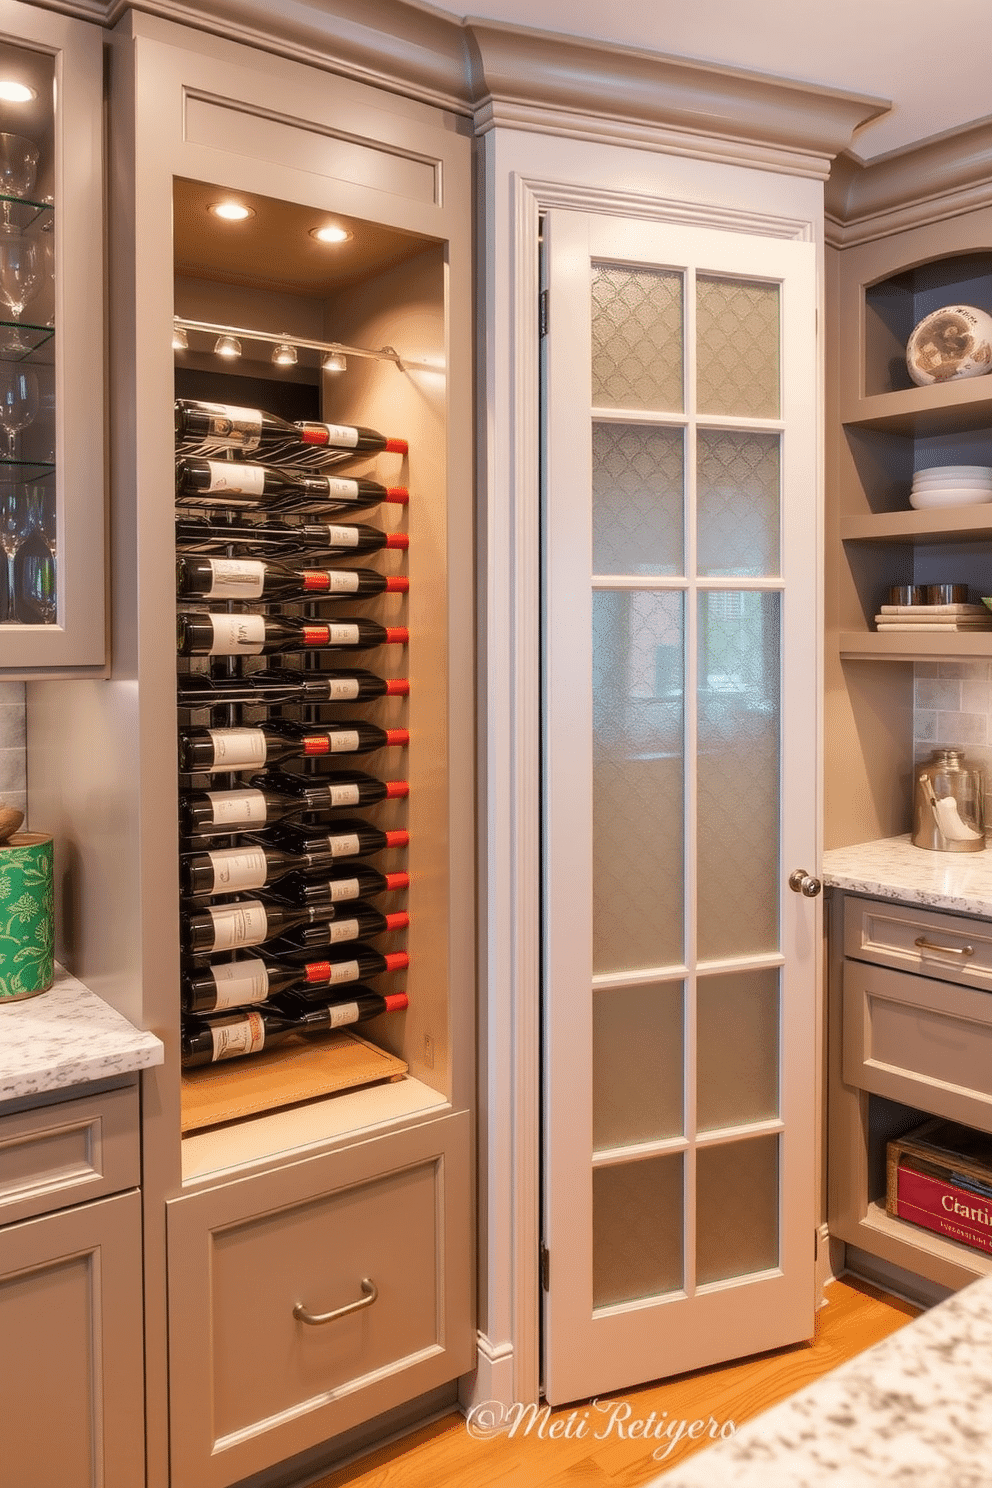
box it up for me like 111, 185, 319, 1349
328, 679, 360, 701
328, 918, 360, 942
326, 624, 360, 645
329, 731, 362, 753
302, 570, 331, 593
206, 901, 270, 952
207, 728, 269, 770
208, 1007, 267, 1053
198, 403, 263, 451
204, 461, 267, 496
328, 1001, 361, 1027
303, 959, 359, 983
203, 558, 266, 599
326, 877, 361, 901
207, 846, 270, 891
207, 788, 269, 826
208, 613, 267, 655
327, 570, 361, 593
327, 833, 362, 857
327, 782, 361, 805
323, 525, 361, 547
300, 425, 360, 451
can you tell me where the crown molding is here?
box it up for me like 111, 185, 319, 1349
39, 0, 884, 172
463, 18, 886, 174
827, 117, 992, 247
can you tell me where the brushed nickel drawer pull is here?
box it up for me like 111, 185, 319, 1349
914, 936, 975, 958
293, 1277, 378, 1326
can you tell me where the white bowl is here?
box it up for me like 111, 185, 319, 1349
909, 487, 992, 508
912, 476, 992, 490
907, 305, 992, 386
915, 464, 992, 478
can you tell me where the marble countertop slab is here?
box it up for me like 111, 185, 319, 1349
651, 1272, 992, 1487
0, 963, 163, 1101
823, 834, 992, 917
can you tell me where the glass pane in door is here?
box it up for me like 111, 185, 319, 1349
696, 1135, 779, 1285
591, 264, 684, 412
697, 968, 780, 1131
696, 275, 779, 418
696, 430, 780, 578
696, 591, 780, 961
593, 1153, 684, 1307
593, 589, 684, 974
593, 980, 684, 1150
593, 421, 684, 576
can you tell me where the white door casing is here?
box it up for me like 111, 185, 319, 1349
542, 207, 820, 1404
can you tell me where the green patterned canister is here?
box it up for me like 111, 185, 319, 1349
0, 834, 54, 1002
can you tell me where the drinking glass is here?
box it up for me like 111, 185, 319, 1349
0, 134, 39, 201
0, 227, 42, 334
0, 367, 38, 459
0, 483, 32, 621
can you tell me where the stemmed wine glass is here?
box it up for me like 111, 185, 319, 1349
0, 484, 32, 622
0, 134, 39, 202
0, 366, 38, 460
15, 486, 55, 624
0, 227, 42, 351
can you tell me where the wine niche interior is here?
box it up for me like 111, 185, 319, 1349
173, 176, 453, 1141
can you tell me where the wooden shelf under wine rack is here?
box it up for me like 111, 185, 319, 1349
180, 1029, 408, 1132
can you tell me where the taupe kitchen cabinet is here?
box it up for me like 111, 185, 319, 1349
0, 0, 105, 675
827, 889, 992, 1294
31, 13, 475, 1488
0, 1082, 145, 1488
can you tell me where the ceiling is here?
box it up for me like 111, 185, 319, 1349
439, 1, 992, 162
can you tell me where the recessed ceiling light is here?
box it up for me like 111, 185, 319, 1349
310, 225, 352, 245
0, 81, 36, 103
209, 201, 254, 222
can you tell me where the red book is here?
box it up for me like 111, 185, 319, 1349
893, 1165, 992, 1255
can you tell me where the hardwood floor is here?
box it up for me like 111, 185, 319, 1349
309, 1274, 919, 1488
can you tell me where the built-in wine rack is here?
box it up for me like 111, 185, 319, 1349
174, 399, 411, 1100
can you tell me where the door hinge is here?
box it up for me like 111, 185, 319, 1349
539, 289, 549, 338
540, 1243, 550, 1291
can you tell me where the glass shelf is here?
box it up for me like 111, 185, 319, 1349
0, 321, 55, 363
0, 457, 55, 481
0, 194, 53, 232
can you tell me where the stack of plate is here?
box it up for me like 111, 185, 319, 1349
909, 465, 992, 509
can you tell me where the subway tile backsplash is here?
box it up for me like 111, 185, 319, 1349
0, 683, 26, 823
914, 662, 992, 802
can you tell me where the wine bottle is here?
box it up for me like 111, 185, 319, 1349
181, 989, 408, 1063
176, 613, 408, 657
273, 986, 408, 1024
178, 722, 409, 774
181, 822, 409, 896
175, 400, 407, 457
262, 942, 410, 979
268, 906, 410, 957
181, 773, 409, 834
182, 894, 409, 957
176, 514, 409, 558
182, 945, 409, 1017
177, 668, 410, 709
269, 864, 409, 905
175, 458, 408, 514
249, 769, 408, 815
176, 553, 409, 602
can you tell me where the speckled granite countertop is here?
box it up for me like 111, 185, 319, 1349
823, 834, 992, 918
653, 1273, 992, 1487
0, 963, 163, 1101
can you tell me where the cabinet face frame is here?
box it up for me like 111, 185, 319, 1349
0, 0, 106, 674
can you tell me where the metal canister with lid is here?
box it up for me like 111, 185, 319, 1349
913, 748, 986, 853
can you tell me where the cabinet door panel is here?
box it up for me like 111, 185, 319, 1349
0, 1189, 145, 1488
167, 1112, 472, 1488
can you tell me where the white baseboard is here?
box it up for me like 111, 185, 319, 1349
457, 1332, 517, 1413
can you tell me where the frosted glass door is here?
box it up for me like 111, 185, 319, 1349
543, 209, 819, 1404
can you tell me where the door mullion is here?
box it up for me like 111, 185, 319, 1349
683, 261, 699, 1299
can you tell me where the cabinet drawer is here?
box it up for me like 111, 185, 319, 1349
844, 895, 992, 993
844, 959, 992, 1129
167, 1110, 472, 1488
0, 1083, 140, 1226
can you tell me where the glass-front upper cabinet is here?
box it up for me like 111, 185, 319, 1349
0, 1, 104, 673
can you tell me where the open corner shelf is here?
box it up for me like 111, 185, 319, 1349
842, 378, 992, 438
840, 631, 992, 662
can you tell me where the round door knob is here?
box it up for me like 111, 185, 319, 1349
788, 869, 822, 897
